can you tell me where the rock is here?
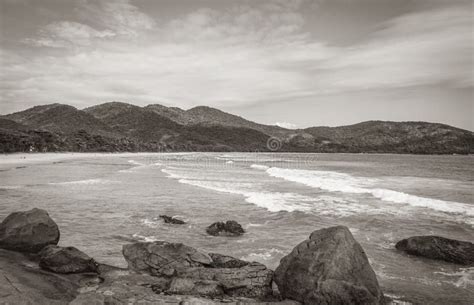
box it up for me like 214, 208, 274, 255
123, 241, 213, 276
159, 215, 186, 225
274, 226, 384, 305
179, 262, 273, 299
168, 278, 224, 297
122, 241, 273, 299
0, 248, 98, 305
0, 208, 60, 253
395, 235, 474, 265
39, 245, 98, 274
210, 253, 249, 268
206, 220, 245, 236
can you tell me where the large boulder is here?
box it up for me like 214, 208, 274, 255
0, 208, 60, 253
274, 226, 383, 305
122, 241, 273, 299
206, 220, 245, 236
39, 245, 98, 274
396, 235, 474, 265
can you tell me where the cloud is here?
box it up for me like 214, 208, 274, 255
76, 0, 156, 36
24, 21, 116, 48
2, 0, 473, 113
275, 122, 297, 129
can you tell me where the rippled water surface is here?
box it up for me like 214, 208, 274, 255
0, 153, 473, 304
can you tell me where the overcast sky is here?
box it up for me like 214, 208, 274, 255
0, 0, 472, 130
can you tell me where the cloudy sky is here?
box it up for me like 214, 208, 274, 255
0, 0, 472, 130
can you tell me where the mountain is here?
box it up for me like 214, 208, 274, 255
145, 104, 290, 137
1, 102, 472, 154
301, 121, 474, 154
4, 103, 116, 137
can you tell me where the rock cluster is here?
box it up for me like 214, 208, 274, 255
9, 208, 471, 304
122, 241, 274, 299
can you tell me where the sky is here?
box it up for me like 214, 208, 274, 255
0, 0, 473, 130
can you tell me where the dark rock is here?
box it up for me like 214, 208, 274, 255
395, 235, 474, 265
0, 248, 97, 305
0, 242, 295, 304
209, 253, 249, 268
167, 278, 224, 297
39, 245, 98, 274
122, 241, 273, 299
159, 215, 186, 225
206, 220, 245, 236
179, 262, 273, 299
274, 226, 384, 305
0, 208, 60, 253
122, 241, 213, 276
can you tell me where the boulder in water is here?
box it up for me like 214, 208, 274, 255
395, 235, 474, 265
39, 245, 98, 274
206, 220, 245, 236
159, 215, 186, 225
0, 208, 60, 253
274, 226, 384, 305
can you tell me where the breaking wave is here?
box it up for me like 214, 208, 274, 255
265, 167, 473, 217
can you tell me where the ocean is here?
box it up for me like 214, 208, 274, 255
0, 153, 473, 304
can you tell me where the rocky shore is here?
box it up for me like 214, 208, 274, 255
1, 208, 472, 304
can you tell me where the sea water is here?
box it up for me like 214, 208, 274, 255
0, 153, 472, 304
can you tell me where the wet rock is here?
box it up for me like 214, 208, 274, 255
396, 235, 474, 265
39, 245, 98, 274
122, 241, 273, 299
0, 208, 60, 253
0, 248, 97, 305
206, 220, 245, 236
159, 215, 186, 225
168, 278, 224, 297
274, 226, 384, 305
122, 241, 213, 276
178, 262, 273, 299
210, 253, 249, 268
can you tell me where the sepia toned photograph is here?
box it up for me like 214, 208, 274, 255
0, 0, 473, 304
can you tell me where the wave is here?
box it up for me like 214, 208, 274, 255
177, 178, 314, 212
49, 178, 116, 185
0, 185, 23, 190
266, 167, 473, 217
250, 164, 269, 170
163, 167, 379, 216
119, 160, 162, 172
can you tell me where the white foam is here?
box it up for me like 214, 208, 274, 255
49, 178, 115, 185
140, 218, 161, 228
250, 164, 269, 170
266, 167, 474, 218
132, 233, 159, 242
128, 160, 144, 166
226, 160, 234, 164
120, 160, 162, 172
435, 267, 474, 288
240, 248, 285, 262
177, 178, 313, 212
